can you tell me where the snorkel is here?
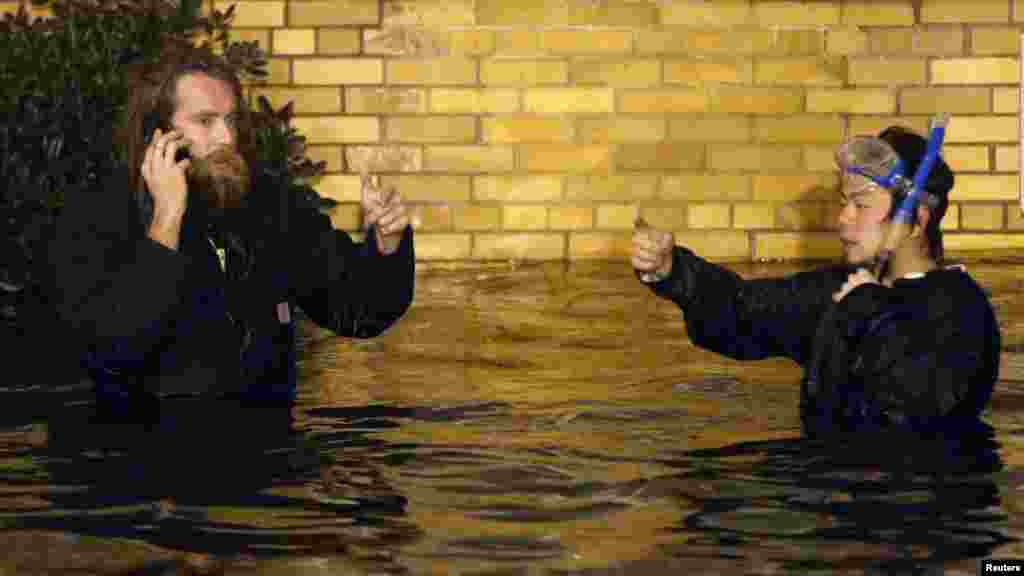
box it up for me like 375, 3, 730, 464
838, 114, 950, 279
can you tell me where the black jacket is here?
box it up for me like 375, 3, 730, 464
48, 164, 414, 402
646, 246, 1000, 437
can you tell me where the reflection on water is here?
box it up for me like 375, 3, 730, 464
1, 260, 1024, 574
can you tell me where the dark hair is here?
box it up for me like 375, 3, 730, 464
877, 125, 955, 263
116, 42, 255, 229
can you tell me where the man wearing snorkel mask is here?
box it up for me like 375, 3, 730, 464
633, 125, 1000, 438
48, 44, 415, 420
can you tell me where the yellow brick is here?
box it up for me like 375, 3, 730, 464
944, 234, 1024, 251
363, 28, 446, 57
327, 204, 361, 231
291, 117, 379, 144
346, 88, 427, 114
453, 205, 500, 230
377, 176, 472, 202
842, 1, 915, 26
754, 115, 845, 143
579, 117, 666, 143
994, 87, 1019, 113
756, 232, 842, 260
755, 1, 840, 26
637, 28, 824, 56
1017, 0, 1024, 22
522, 145, 612, 174
961, 204, 1005, 230
971, 27, 1020, 55
0, 3, 20, 16
953, 175, 1018, 200
922, 0, 1009, 23
945, 116, 1018, 143
804, 145, 838, 172
481, 61, 569, 86
662, 174, 751, 201
996, 145, 1019, 171
711, 87, 803, 115
709, 145, 802, 172
668, 116, 752, 143
345, 146, 423, 173
869, 28, 965, 56
688, 203, 731, 229
474, 176, 564, 202
524, 88, 614, 114
382, 0, 475, 27
665, 59, 754, 85
758, 57, 845, 86
214, 2, 283, 27
288, 0, 378, 26
294, 59, 383, 85
900, 87, 991, 114
251, 87, 341, 114
227, 29, 270, 53
477, 0, 569, 25
941, 204, 960, 230
474, 234, 565, 260
410, 205, 452, 231
386, 117, 476, 143
503, 206, 547, 230
316, 175, 362, 202
388, 59, 477, 85
827, 27, 870, 56
753, 174, 839, 201
566, 175, 659, 201
660, 0, 751, 26
571, 60, 662, 88
848, 116, 930, 137
848, 58, 927, 86
241, 58, 290, 85
318, 29, 361, 55
483, 116, 574, 143
273, 29, 314, 55
734, 203, 776, 229
596, 204, 639, 230
807, 89, 896, 114
638, 206, 688, 230
569, 0, 660, 26
415, 234, 472, 260
569, 233, 633, 260
619, 90, 710, 114
425, 147, 515, 173
550, 206, 594, 230
495, 31, 544, 57
676, 231, 750, 261
304, 146, 344, 173
430, 89, 519, 114
932, 58, 1019, 85
942, 146, 991, 172
449, 30, 495, 56
541, 30, 632, 55
777, 203, 830, 230
1009, 205, 1024, 229
616, 143, 706, 171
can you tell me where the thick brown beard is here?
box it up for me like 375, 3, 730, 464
186, 146, 250, 215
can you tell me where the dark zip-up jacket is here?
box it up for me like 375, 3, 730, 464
645, 246, 1000, 437
48, 165, 414, 405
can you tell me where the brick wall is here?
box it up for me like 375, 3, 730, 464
7, 0, 1024, 261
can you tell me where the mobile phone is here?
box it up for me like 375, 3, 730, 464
143, 111, 191, 162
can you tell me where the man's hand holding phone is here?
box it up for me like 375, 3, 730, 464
142, 128, 192, 250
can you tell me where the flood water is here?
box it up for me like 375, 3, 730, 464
2, 259, 1024, 575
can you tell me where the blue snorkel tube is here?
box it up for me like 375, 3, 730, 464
866, 114, 950, 278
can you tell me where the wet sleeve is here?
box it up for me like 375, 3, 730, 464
288, 195, 415, 339
645, 246, 839, 364
48, 183, 189, 372
839, 282, 998, 425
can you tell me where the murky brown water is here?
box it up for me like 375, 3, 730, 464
2, 260, 1024, 575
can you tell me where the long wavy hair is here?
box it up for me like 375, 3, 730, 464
116, 41, 257, 230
